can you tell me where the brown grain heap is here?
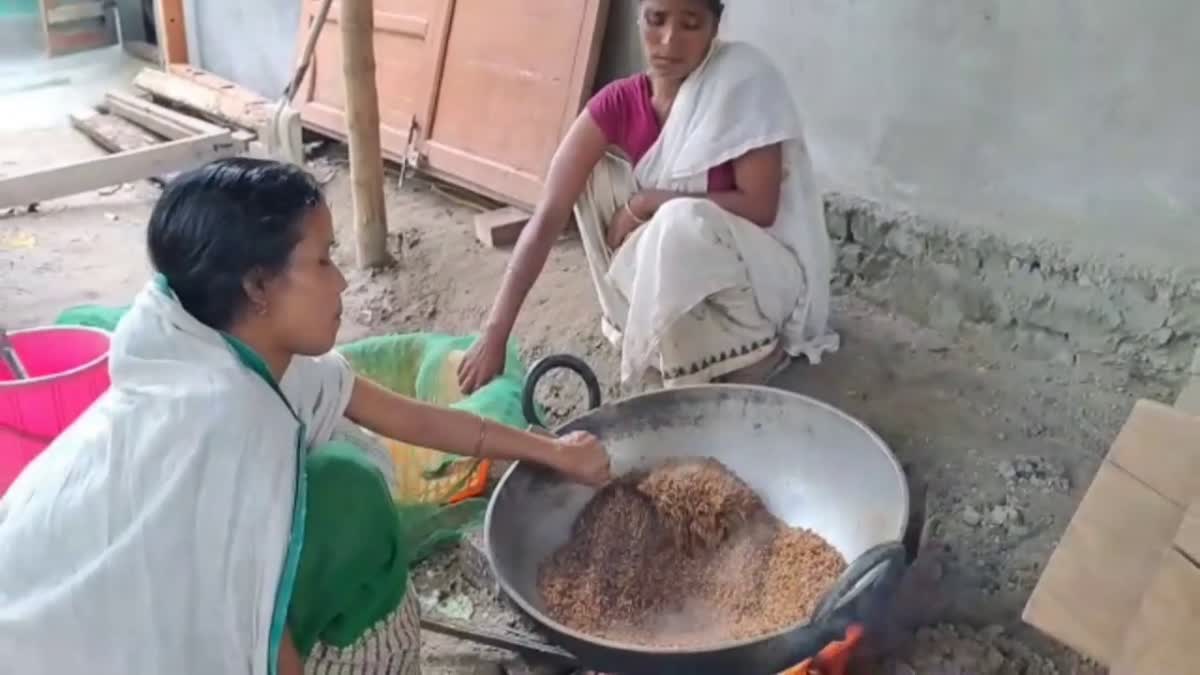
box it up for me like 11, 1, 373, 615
537, 458, 847, 648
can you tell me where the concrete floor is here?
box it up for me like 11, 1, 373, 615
0, 16, 142, 135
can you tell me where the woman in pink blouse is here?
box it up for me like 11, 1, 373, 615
460, 0, 837, 391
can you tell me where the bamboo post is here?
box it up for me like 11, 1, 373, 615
340, 0, 393, 269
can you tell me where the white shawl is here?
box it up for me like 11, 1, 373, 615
0, 281, 353, 675
608, 40, 838, 382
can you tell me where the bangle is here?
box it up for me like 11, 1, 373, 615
473, 418, 488, 457
624, 199, 646, 225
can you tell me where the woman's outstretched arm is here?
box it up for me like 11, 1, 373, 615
345, 376, 611, 486
456, 112, 610, 394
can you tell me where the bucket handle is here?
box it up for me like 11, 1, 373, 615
811, 541, 906, 626
521, 354, 603, 429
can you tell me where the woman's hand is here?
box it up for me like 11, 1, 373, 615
458, 330, 507, 394
606, 199, 645, 251
550, 431, 612, 487
349, 378, 610, 483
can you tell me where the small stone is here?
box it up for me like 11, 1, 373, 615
1149, 327, 1174, 347
1007, 523, 1031, 538
826, 209, 850, 240
990, 506, 1011, 526
998, 461, 1016, 480
104, 212, 119, 222
961, 506, 982, 527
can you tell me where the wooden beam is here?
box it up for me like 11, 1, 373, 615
474, 206, 529, 248
104, 91, 225, 139
46, 1, 108, 25
134, 67, 269, 134
70, 108, 162, 154
341, 0, 392, 269
0, 132, 244, 208
154, 0, 188, 64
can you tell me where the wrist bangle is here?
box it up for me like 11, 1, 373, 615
624, 199, 646, 225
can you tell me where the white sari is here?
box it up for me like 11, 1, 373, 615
575, 40, 838, 386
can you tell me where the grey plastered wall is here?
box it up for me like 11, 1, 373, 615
715, 1, 1200, 272
182, 0, 299, 97
595, 0, 1200, 379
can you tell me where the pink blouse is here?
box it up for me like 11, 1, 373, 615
585, 74, 737, 192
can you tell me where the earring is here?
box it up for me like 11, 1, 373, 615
256, 303, 269, 316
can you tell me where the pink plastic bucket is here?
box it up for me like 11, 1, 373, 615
0, 326, 111, 495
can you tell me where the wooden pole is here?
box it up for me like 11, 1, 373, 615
341, 0, 393, 269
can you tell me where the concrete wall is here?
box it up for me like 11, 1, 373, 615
718, 1, 1199, 272
596, 0, 1200, 380
184, 0, 298, 98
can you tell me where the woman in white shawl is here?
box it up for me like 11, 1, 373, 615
0, 159, 610, 675
459, 0, 837, 393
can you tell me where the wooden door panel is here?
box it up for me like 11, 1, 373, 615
422, 0, 608, 206
298, 0, 451, 160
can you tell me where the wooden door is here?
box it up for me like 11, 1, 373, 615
298, 0, 454, 161
420, 0, 609, 206
39, 0, 119, 56
297, 0, 609, 208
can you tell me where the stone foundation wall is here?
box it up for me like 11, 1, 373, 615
825, 193, 1200, 383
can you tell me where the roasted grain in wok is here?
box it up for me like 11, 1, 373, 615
538, 459, 847, 647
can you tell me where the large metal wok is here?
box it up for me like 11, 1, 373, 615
485, 355, 910, 674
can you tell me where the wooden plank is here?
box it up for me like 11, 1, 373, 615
1024, 400, 1200, 666
0, 132, 243, 208
1107, 400, 1200, 506
1111, 551, 1200, 674
46, 0, 107, 24
1022, 462, 1183, 665
168, 65, 274, 116
1177, 500, 1200, 563
154, 0, 188, 64
134, 68, 270, 133
340, 0, 392, 269
474, 206, 529, 248
70, 109, 163, 154
104, 91, 225, 139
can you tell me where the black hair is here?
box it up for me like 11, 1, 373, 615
146, 157, 324, 330
642, 0, 724, 20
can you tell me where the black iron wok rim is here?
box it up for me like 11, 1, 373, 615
484, 382, 911, 657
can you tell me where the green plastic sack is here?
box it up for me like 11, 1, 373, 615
337, 333, 533, 503
338, 332, 528, 430
55, 304, 129, 332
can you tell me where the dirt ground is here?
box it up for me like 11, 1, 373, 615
2, 143, 1176, 674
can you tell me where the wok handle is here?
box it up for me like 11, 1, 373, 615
522, 354, 603, 429
811, 541, 906, 625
